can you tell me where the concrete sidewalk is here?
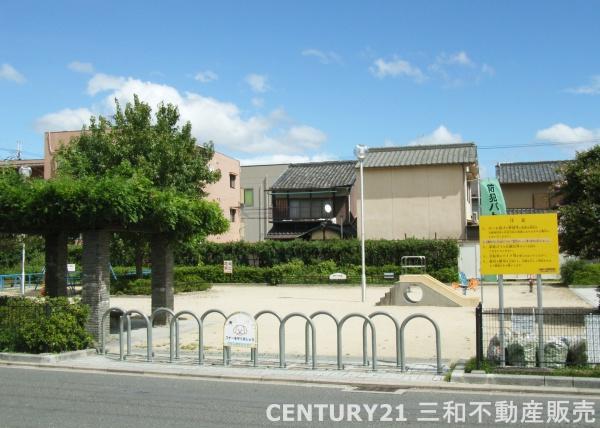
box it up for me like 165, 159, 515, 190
2, 352, 600, 397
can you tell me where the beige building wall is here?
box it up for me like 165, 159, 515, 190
204, 152, 242, 242
359, 164, 467, 240
501, 182, 554, 209
44, 130, 85, 179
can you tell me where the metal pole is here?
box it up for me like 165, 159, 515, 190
360, 160, 366, 303
20, 240, 25, 296
536, 274, 544, 367
498, 274, 505, 367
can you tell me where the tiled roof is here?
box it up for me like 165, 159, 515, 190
362, 143, 477, 168
496, 161, 568, 184
271, 161, 356, 190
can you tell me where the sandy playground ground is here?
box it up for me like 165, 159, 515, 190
109, 282, 592, 363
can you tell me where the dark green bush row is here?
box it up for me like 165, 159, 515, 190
561, 259, 600, 285
112, 262, 457, 287
174, 239, 458, 270
0, 297, 92, 353
111, 277, 212, 295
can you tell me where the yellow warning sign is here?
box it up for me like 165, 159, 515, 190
480, 213, 559, 275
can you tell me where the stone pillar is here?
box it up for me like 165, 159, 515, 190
44, 232, 68, 297
151, 234, 174, 325
81, 230, 111, 345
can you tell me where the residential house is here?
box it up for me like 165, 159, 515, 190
496, 161, 567, 213
359, 143, 479, 240
43, 130, 242, 241
204, 152, 242, 242
267, 161, 357, 240
240, 163, 288, 242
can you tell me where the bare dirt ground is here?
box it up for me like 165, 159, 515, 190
109, 282, 592, 362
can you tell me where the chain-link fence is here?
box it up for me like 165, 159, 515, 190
476, 304, 600, 368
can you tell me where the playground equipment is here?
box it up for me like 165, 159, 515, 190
378, 274, 480, 307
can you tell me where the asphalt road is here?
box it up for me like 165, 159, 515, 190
0, 366, 597, 427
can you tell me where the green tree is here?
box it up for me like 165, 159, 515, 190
56, 96, 226, 276
554, 145, 600, 258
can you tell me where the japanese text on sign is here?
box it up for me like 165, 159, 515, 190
480, 213, 559, 275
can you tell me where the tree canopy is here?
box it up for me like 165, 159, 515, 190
554, 144, 600, 258
0, 96, 228, 240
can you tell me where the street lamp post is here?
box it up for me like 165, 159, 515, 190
18, 165, 32, 296
354, 145, 368, 303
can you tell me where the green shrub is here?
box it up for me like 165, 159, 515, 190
566, 340, 587, 366
0, 297, 92, 353
111, 276, 211, 295
561, 259, 588, 285
572, 264, 600, 285
175, 239, 458, 270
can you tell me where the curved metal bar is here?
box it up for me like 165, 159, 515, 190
338, 313, 377, 370
170, 310, 203, 365
124, 309, 152, 362
253, 310, 282, 367
399, 313, 442, 374
200, 309, 228, 322
200, 309, 228, 363
100, 307, 125, 356
368, 311, 401, 368
304, 311, 339, 365
279, 313, 316, 369
150, 307, 179, 360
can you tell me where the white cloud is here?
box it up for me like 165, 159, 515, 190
194, 70, 218, 83
429, 51, 493, 86
566, 75, 600, 95
301, 49, 342, 64
383, 138, 396, 147
34, 108, 93, 132
87, 73, 127, 95
536, 123, 600, 143
0, 63, 26, 83
245, 73, 269, 93
370, 57, 425, 82
409, 125, 463, 146
251, 97, 264, 108
36, 73, 327, 157
481, 63, 495, 76
240, 152, 335, 166
68, 61, 94, 74
436, 51, 474, 67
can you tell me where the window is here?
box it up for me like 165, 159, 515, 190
229, 173, 236, 189
244, 188, 254, 207
230, 208, 236, 222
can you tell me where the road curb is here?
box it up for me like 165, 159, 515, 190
0, 349, 96, 363
1, 359, 600, 397
452, 366, 600, 390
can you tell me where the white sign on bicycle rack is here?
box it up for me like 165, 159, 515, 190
223, 311, 257, 348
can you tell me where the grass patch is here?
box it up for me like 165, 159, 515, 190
464, 357, 497, 374
464, 357, 600, 377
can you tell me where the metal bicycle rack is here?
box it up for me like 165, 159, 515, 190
100, 307, 443, 373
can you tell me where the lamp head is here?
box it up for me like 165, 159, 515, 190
18, 165, 32, 178
354, 144, 368, 160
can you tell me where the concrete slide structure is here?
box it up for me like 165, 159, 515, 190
377, 274, 480, 307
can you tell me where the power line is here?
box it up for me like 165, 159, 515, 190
478, 139, 600, 150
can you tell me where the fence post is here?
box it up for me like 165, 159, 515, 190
475, 303, 482, 370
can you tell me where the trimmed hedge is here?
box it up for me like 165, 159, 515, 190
111, 262, 457, 288
0, 297, 92, 353
561, 259, 600, 285
175, 239, 458, 270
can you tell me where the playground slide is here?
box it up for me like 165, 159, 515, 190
377, 274, 480, 307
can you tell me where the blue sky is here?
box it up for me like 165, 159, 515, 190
1, 1, 599, 177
